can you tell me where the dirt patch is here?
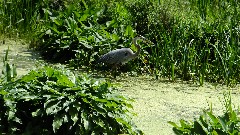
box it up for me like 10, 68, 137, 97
1, 38, 240, 135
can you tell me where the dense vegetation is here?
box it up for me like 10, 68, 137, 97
0, 0, 240, 134
0, 36, 142, 134
0, 61, 143, 134
0, 0, 239, 85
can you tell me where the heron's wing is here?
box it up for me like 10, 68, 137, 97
97, 48, 133, 65
97, 51, 116, 64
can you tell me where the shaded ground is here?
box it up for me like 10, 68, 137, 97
1, 38, 240, 135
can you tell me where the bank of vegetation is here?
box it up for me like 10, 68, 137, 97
0, 0, 239, 134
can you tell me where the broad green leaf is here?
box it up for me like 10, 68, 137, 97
94, 98, 108, 103
56, 75, 75, 87
96, 119, 104, 127
21, 95, 38, 101
53, 115, 63, 133
49, 26, 60, 35
212, 130, 218, 135
106, 19, 116, 27
13, 117, 22, 124
83, 116, 90, 131
116, 117, 131, 128
124, 25, 133, 37
0, 90, 8, 95
111, 34, 119, 41
45, 29, 52, 35
53, 18, 62, 26
45, 67, 54, 77
179, 119, 191, 129
44, 99, 62, 115
20, 71, 38, 82
79, 13, 89, 22
78, 38, 93, 49
82, 98, 90, 103
125, 103, 133, 109
105, 101, 118, 108
218, 117, 227, 132
229, 110, 237, 121
168, 121, 181, 128
194, 120, 208, 134
206, 111, 219, 125
43, 8, 52, 15
69, 107, 78, 125
8, 110, 16, 120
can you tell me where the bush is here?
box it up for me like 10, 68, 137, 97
35, 2, 136, 68
168, 92, 240, 134
0, 66, 143, 134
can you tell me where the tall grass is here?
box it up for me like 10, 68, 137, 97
1, 0, 37, 36
0, 0, 65, 38
143, 0, 240, 85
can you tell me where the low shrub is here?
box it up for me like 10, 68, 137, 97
0, 66, 143, 134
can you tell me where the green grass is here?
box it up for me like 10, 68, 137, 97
0, 0, 65, 38
0, 0, 239, 85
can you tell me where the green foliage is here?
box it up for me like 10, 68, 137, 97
0, 66, 143, 134
1, 0, 240, 84
141, 0, 240, 84
35, 1, 136, 68
168, 92, 240, 134
0, 0, 64, 37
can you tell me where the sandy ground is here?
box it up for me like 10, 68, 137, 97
1, 38, 240, 135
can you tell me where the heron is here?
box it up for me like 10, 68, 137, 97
97, 35, 153, 77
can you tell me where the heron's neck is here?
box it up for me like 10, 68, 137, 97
132, 37, 141, 58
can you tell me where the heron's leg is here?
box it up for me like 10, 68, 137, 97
112, 64, 118, 78
113, 65, 117, 78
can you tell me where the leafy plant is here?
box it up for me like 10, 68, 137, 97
0, 66, 143, 134
2, 0, 240, 85
1, 47, 17, 83
35, 1, 138, 70
168, 92, 240, 134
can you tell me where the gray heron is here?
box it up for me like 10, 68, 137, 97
97, 35, 153, 77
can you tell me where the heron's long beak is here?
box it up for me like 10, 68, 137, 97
144, 39, 155, 46
142, 37, 155, 46
137, 35, 155, 46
